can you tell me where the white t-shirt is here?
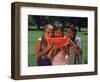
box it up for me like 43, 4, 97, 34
75, 37, 83, 50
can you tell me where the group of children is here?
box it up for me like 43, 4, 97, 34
35, 23, 83, 66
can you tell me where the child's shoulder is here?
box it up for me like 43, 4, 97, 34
75, 37, 81, 41
38, 37, 42, 41
75, 37, 82, 43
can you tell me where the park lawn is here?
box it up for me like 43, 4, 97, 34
28, 28, 88, 66
77, 28, 88, 64
28, 31, 42, 66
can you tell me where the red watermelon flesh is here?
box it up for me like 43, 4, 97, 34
47, 37, 69, 46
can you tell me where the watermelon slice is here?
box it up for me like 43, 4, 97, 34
47, 37, 69, 46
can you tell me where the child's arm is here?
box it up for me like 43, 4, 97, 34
47, 47, 54, 59
70, 40, 82, 56
35, 40, 53, 58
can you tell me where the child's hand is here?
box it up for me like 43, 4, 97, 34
62, 38, 71, 47
44, 45, 53, 53
69, 40, 77, 48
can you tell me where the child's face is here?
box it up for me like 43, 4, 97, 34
54, 28, 63, 37
67, 28, 72, 38
44, 26, 53, 39
67, 28, 75, 39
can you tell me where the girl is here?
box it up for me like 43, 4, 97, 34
35, 24, 54, 66
51, 23, 69, 65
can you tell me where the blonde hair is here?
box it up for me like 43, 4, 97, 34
43, 24, 53, 32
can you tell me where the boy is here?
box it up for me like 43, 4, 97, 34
66, 26, 83, 64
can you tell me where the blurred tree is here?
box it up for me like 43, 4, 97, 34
28, 15, 35, 26
28, 15, 87, 31
34, 16, 41, 30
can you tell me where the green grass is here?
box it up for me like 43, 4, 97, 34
77, 28, 88, 64
28, 28, 88, 66
28, 31, 42, 66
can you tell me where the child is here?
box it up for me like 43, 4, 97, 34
35, 24, 54, 66
51, 22, 69, 65
66, 26, 83, 64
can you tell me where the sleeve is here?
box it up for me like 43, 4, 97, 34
75, 37, 83, 50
